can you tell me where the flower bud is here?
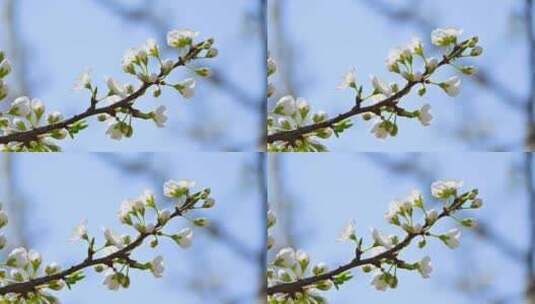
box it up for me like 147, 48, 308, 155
206, 48, 218, 58
202, 198, 215, 208
470, 46, 483, 57
192, 217, 209, 227
45, 263, 61, 275
312, 263, 328, 275
195, 67, 212, 77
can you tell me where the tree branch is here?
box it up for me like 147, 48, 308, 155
267, 197, 460, 295
266, 42, 462, 144
0, 196, 197, 296
0, 41, 205, 146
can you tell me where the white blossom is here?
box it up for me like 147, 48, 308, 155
7, 247, 29, 268
337, 219, 357, 242
163, 179, 195, 199
74, 69, 92, 90
274, 247, 296, 268
173, 227, 193, 249
103, 228, 125, 249
150, 256, 165, 278
431, 180, 463, 199
417, 104, 433, 126
370, 120, 389, 139
105, 122, 124, 141
175, 78, 196, 99
440, 76, 461, 97
371, 228, 393, 249
273, 95, 297, 116
417, 256, 433, 278
370, 75, 392, 96
151, 105, 167, 128
431, 27, 463, 46
10, 96, 31, 117
370, 273, 388, 291
337, 68, 357, 90
70, 219, 88, 241
441, 228, 461, 249
167, 29, 199, 48
105, 77, 126, 98
102, 270, 121, 290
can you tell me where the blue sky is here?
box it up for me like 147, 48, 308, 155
269, 153, 525, 303
268, 0, 525, 151
0, 153, 263, 303
2, 0, 263, 151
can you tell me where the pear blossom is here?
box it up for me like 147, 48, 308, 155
408, 37, 424, 55
163, 179, 195, 199
167, 29, 199, 48
370, 75, 392, 96
417, 256, 433, 278
7, 247, 29, 268
431, 27, 463, 46
10, 96, 31, 117
370, 120, 390, 139
274, 247, 296, 268
440, 76, 461, 97
158, 209, 172, 224
384, 201, 402, 224
145, 38, 159, 57
105, 77, 126, 98
150, 256, 165, 278
103, 228, 125, 249
29, 249, 42, 267
102, 270, 121, 290
151, 105, 167, 128
45, 263, 61, 275
386, 48, 403, 72
74, 69, 92, 90
441, 228, 461, 249
431, 180, 463, 199
371, 228, 393, 249
337, 68, 357, 90
175, 78, 196, 99
173, 227, 193, 249
337, 219, 357, 242
105, 122, 124, 141
417, 104, 433, 126
70, 219, 88, 241
10, 269, 24, 282
312, 263, 328, 275
273, 95, 297, 116
371, 273, 389, 291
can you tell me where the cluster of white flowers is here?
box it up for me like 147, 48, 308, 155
82, 29, 216, 142
0, 179, 214, 302
267, 27, 482, 151
267, 180, 482, 303
0, 29, 217, 151
268, 95, 335, 152
0, 96, 71, 151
